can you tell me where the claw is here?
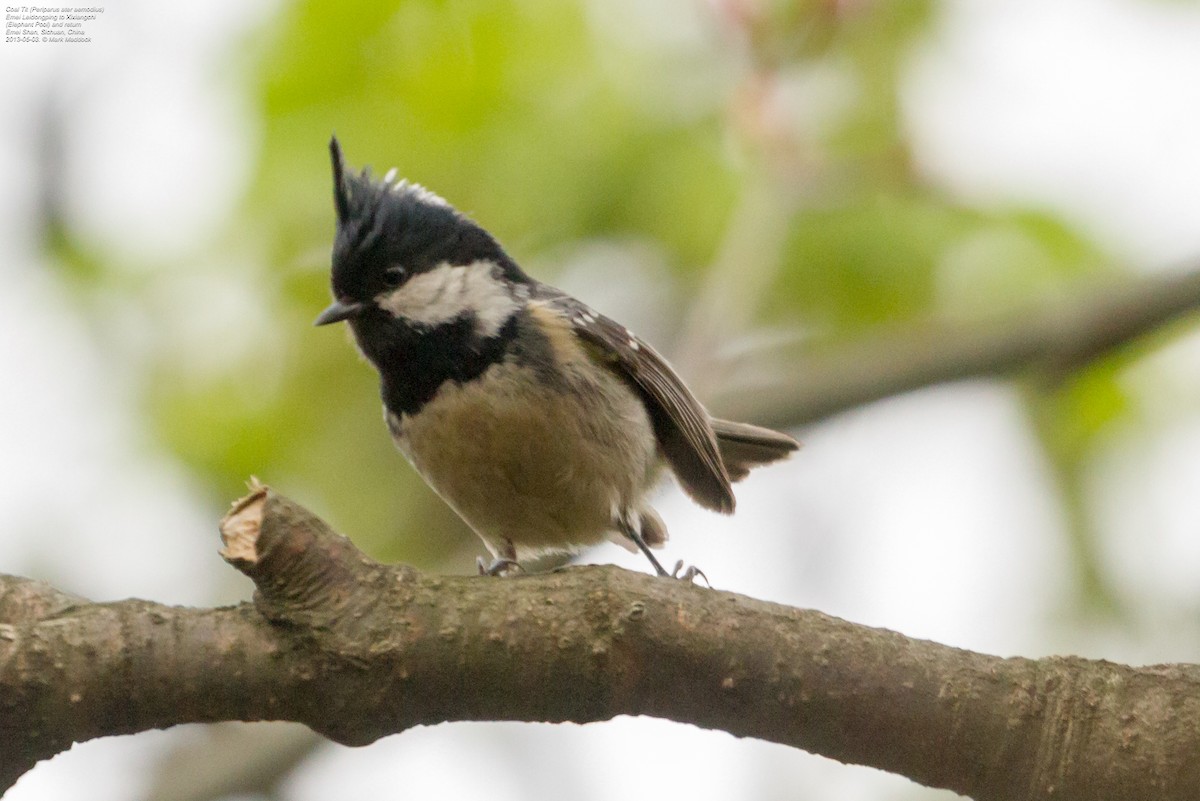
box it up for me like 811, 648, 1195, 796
477, 556, 522, 577
671, 559, 709, 586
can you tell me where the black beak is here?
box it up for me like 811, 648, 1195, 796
314, 298, 366, 326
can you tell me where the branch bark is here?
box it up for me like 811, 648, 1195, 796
2, 486, 1198, 799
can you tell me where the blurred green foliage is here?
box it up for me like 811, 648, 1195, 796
50, 0, 1144, 596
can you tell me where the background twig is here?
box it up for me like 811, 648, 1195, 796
714, 265, 1200, 426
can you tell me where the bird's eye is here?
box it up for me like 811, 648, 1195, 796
383, 266, 407, 288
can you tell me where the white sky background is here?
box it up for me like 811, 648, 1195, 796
3, 0, 1200, 799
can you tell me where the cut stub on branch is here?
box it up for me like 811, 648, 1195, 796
219, 480, 269, 567
216, 480, 399, 626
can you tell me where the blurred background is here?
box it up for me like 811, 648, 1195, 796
4, 0, 1200, 798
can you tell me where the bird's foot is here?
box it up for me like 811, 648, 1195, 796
671, 560, 709, 586
477, 556, 522, 577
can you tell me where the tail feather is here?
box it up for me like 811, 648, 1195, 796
711, 419, 800, 482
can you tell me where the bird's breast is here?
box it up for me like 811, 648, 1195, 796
385, 357, 659, 551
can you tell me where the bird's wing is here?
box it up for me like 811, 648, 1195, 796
534, 288, 735, 513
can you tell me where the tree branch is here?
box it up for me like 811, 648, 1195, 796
2, 486, 1199, 799
714, 265, 1200, 427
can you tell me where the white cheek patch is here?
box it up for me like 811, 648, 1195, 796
376, 261, 519, 338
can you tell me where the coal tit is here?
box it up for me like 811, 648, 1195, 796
315, 137, 799, 576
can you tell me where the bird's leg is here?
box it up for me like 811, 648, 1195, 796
618, 519, 670, 577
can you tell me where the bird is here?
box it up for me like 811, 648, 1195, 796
315, 136, 799, 577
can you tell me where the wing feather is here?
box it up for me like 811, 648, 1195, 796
534, 289, 736, 513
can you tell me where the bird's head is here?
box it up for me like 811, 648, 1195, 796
315, 136, 529, 337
